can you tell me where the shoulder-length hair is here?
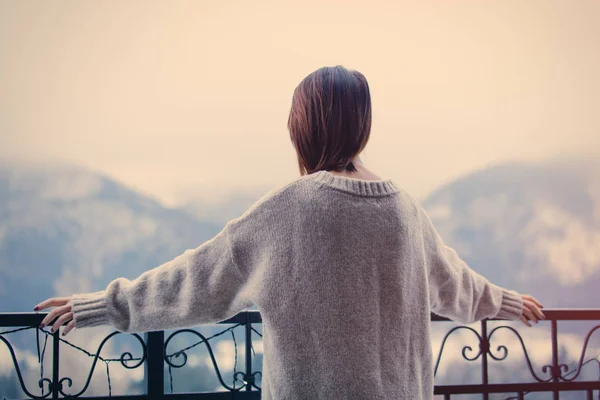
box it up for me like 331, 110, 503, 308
287, 65, 372, 176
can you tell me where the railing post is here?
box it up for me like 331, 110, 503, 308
480, 320, 489, 400
245, 312, 254, 392
52, 330, 60, 399
145, 331, 165, 400
551, 320, 559, 400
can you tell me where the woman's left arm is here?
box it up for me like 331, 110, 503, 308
35, 220, 255, 335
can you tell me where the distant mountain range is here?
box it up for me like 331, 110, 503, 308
2, 158, 598, 312
0, 158, 598, 398
0, 162, 225, 312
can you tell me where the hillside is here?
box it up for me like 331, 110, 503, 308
422, 158, 600, 309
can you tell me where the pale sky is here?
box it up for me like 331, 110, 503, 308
1, 0, 598, 206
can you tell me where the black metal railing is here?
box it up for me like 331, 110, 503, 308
432, 309, 600, 399
1, 309, 599, 399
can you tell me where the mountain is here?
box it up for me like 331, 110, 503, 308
422, 157, 600, 309
0, 162, 225, 312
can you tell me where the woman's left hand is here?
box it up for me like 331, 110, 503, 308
34, 297, 76, 336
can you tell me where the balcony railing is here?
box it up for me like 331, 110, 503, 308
1, 309, 599, 399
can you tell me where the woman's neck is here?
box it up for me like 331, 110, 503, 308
327, 157, 384, 181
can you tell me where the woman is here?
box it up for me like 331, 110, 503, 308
35, 65, 544, 400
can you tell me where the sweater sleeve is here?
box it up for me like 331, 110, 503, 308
416, 203, 523, 324
70, 220, 255, 332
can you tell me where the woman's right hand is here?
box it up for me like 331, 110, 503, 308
520, 294, 545, 327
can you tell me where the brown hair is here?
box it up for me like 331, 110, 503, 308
287, 65, 372, 176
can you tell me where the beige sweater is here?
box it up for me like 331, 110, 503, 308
71, 170, 523, 400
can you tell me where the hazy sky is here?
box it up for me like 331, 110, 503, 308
1, 1, 598, 206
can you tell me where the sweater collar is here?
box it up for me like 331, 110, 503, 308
308, 170, 400, 197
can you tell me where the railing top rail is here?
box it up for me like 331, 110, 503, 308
2, 308, 600, 327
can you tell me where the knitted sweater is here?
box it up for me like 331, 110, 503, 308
71, 170, 524, 400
